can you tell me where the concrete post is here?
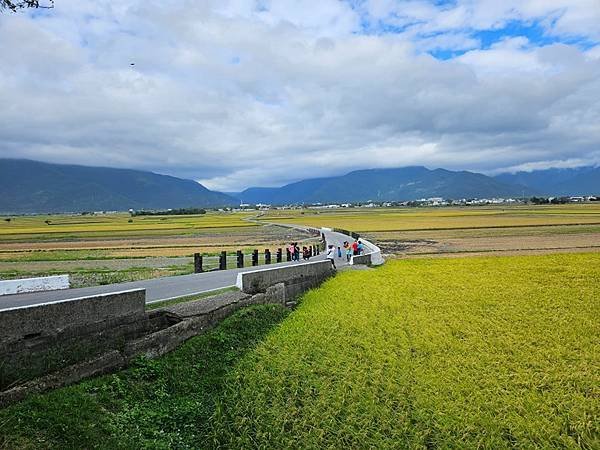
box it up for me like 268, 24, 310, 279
276, 248, 282, 263
194, 253, 203, 273
286, 248, 291, 261
236, 250, 244, 268
265, 249, 271, 264
252, 249, 259, 266
219, 251, 227, 270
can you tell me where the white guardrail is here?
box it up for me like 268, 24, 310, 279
0, 275, 70, 296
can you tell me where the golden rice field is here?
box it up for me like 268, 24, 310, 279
260, 204, 600, 232
212, 253, 600, 448
0, 212, 257, 241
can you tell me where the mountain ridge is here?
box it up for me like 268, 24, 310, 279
494, 166, 600, 196
2, 159, 597, 213
0, 159, 236, 214
235, 166, 536, 204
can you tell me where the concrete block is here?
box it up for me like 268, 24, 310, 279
351, 254, 372, 265
0, 289, 146, 345
0, 275, 69, 296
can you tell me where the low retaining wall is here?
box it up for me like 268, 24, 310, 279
236, 260, 334, 295
0, 275, 70, 296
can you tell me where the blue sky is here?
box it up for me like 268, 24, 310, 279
0, 0, 599, 190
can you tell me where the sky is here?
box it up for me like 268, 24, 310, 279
0, 0, 599, 191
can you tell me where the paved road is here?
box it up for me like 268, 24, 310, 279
0, 228, 352, 311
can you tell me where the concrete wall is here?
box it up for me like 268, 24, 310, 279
0, 275, 70, 296
236, 260, 334, 295
0, 289, 145, 346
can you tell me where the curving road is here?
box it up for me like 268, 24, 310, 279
0, 228, 352, 311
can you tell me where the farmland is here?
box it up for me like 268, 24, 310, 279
1, 253, 597, 448
260, 204, 600, 257
0, 212, 311, 287
1, 205, 599, 287
259, 204, 600, 232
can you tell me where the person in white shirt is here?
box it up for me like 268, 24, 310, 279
326, 245, 336, 269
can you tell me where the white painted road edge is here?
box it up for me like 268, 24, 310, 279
0, 274, 70, 297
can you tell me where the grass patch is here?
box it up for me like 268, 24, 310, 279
0, 304, 289, 449
211, 253, 600, 448
146, 286, 240, 310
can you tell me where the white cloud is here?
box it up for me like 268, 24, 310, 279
0, 1, 599, 191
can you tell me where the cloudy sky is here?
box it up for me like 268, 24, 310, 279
1, 0, 599, 191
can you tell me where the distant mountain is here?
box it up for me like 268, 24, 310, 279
0, 159, 236, 214
235, 166, 533, 204
494, 166, 600, 196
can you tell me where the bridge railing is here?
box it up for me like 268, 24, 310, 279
192, 241, 325, 273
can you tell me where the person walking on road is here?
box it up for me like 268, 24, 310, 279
303, 246, 310, 261
352, 240, 359, 255
326, 244, 337, 269
345, 242, 352, 262
357, 240, 364, 255
288, 243, 296, 261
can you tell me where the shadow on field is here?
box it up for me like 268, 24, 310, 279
0, 304, 290, 450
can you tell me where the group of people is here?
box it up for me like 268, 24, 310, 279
288, 242, 313, 261
326, 239, 364, 268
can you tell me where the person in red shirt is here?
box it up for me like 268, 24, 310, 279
352, 240, 359, 255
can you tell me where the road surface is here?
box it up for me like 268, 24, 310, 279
0, 228, 352, 311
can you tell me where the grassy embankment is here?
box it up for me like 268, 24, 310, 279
1, 252, 598, 448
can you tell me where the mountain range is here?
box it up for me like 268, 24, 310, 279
493, 166, 600, 196
0, 159, 236, 214
234, 166, 599, 204
1, 159, 597, 214
233, 166, 533, 204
